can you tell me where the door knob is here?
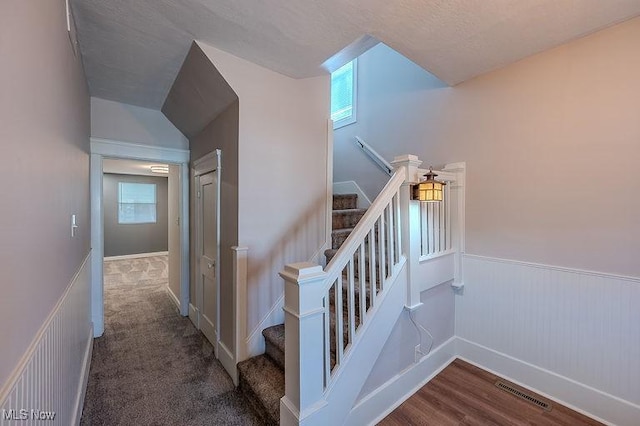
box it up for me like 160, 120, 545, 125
207, 262, 214, 269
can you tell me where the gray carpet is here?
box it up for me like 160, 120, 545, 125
81, 255, 262, 426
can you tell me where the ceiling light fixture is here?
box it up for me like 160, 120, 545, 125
411, 167, 446, 202
150, 165, 169, 174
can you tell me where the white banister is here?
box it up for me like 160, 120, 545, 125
325, 171, 405, 277
280, 263, 328, 424
280, 154, 464, 425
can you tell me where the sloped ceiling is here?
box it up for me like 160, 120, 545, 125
72, 0, 640, 109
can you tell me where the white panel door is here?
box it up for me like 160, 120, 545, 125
198, 171, 218, 346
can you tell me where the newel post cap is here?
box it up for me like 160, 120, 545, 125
391, 154, 423, 184
391, 154, 422, 168
279, 262, 325, 283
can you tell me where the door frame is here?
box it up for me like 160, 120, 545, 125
90, 137, 190, 337
191, 150, 222, 351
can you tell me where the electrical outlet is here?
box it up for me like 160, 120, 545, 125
414, 344, 421, 363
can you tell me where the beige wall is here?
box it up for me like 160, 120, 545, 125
91, 97, 188, 149
0, 0, 90, 388
335, 17, 640, 277
198, 42, 331, 337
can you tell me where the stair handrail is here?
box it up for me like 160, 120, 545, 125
324, 170, 404, 282
354, 136, 393, 176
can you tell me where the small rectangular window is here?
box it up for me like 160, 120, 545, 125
331, 59, 357, 129
118, 182, 157, 224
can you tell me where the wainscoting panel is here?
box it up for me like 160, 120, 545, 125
0, 253, 93, 426
457, 255, 640, 423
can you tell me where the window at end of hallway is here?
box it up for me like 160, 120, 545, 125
331, 59, 357, 129
118, 182, 157, 224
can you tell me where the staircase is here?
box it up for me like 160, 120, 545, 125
237, 194, 367, 425
237, 325, 285, 425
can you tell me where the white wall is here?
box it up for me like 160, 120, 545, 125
358, 283, 455, 400
0, 0, 91, 394
198, 42, 330, 346
335, 17, 640, 277
334, 16, 640, 420
91, 97, 188, 149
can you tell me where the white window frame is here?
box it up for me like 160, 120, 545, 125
332, 58, 358, 130
117, 182, 157, 224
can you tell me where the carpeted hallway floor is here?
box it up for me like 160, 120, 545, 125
81, 255, 262, 426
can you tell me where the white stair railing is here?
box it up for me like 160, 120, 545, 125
322, 169, 404, 384
280, 164, 409, 425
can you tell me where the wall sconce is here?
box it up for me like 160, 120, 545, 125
150, 165, 169, 174
411, 167, 446, 202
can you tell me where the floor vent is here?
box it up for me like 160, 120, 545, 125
494, 381, 552, 412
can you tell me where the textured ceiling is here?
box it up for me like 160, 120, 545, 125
72, 0, 640, 109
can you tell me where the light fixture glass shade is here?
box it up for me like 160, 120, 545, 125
412, 168, 446, 202
150, 165, 169, 174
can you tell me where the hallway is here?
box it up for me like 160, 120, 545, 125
81, 256, 260, 425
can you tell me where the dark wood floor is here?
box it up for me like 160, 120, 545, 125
379, 359, 602, 426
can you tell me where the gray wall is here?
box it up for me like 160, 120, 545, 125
190, 101, 240, 349
103, 174, 169, 257
91, 97, 188, 149
163, 43, 240, 352
0, 0, 90, 388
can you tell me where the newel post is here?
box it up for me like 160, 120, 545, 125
279, 262, 328, 426
390, 155, 423, 309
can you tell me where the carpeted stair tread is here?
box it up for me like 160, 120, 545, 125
333, 193, 358, 210
332, 208, 367, 229
332, 227, 355, 249
237, 355, 284, 425
262, 324, 285, 370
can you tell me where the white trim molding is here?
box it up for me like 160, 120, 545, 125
90, 137, 190, 163
246, 295, 285, 358
348, 337, 457, 425
103, 251, 168, 261
464, 253, 640, 283
457, 338, 638, 426
0, 252, 93, 426
166, 286, 181, 311
457, 254, 640, 425
233, 246, 249, 367
90, 138, 190, 336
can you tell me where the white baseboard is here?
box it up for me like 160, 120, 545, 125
188, 303, 199, 327
347, 337, 457, 425
333, 181, 372, 209
104, 251, 168, 261
218, 341, 238, 386
456, 337, 639, 426
72, 325, 94, 425
166, 286, 180, 311
200, 314, 217, 350
346, 335, 637, 426
245, 295, 285, 358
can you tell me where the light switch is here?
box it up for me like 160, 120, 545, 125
71, 214, 78, 237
